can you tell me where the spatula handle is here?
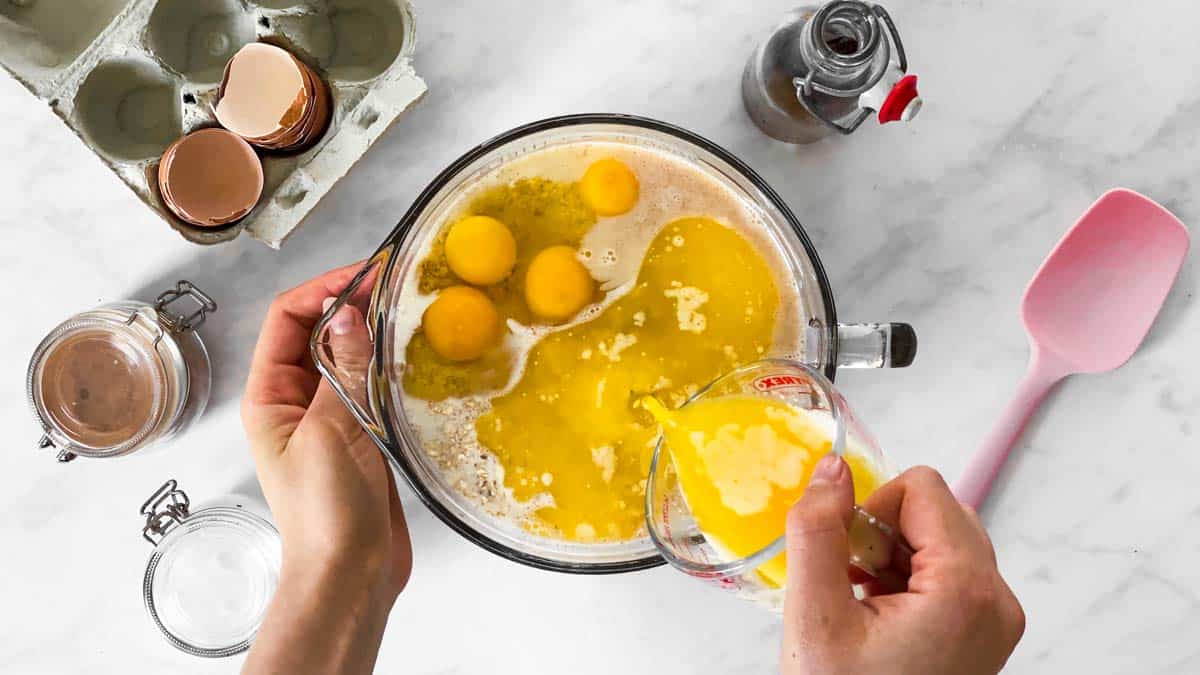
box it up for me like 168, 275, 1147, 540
954, 355, 1065, 509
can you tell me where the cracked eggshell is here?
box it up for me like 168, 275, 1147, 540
0, 0, 427, 248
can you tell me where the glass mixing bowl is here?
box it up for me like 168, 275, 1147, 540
312, 114, 916, 573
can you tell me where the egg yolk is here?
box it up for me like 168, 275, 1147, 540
524, 246, 594, 321
444, 215, 517, 286
406, 178, 597, 401
422, 286, 503, 362
417, 178, 598, 325
579, 158, 639, 216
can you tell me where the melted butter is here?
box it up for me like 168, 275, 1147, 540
399, 142, 811, 544
644, 395, 883, 588
475, 216, 779, 541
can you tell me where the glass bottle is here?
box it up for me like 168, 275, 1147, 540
26, 281, 216, 462
742, 0, 921, 144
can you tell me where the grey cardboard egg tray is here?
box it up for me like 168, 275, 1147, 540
0, 0, 427, 247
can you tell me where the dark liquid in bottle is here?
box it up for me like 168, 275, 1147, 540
38, 329, 157, 448
826, 35, 860, 55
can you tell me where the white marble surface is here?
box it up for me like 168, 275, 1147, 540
2, 0, 1198, 672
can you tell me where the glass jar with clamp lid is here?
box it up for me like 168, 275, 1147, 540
140, 479, 281, 657
27, 281, 216, 462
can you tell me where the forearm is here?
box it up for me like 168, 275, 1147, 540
243, 558, 392, 675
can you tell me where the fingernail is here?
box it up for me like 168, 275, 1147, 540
322, 297, 356, 336
809, 454, 845, 486
330, 308, 354, 336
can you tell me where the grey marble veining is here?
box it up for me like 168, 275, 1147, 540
2, 1, 1197, 673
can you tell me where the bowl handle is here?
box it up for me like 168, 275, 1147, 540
311, 247, 393, 442
836, 323, 917, 368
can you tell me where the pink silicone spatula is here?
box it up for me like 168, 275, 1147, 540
954, 189, 1189, 509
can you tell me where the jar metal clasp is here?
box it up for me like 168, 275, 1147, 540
132, 278, 219, 345
122, 280, 218, 348
153, 280, 218, 335
140, 479, 191, 546
37, 435, 76, 463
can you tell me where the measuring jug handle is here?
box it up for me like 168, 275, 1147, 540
836, 322, 917, 368
311, 249, 391, 442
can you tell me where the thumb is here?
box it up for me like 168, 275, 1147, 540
305, 298, 374, 441
784, 454, 856, 622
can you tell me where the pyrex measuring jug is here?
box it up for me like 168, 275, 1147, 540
312, 114, 917, 573
645, 359, 910, 610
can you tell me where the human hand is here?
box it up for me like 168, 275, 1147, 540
782, 458, 1024, 675
240, 263, 411, 674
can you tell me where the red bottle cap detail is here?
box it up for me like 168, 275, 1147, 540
877, 74, 922, 124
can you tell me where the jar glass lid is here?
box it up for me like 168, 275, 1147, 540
143, 506, 281, 657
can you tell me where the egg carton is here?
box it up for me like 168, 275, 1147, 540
0, 0, 427, 247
